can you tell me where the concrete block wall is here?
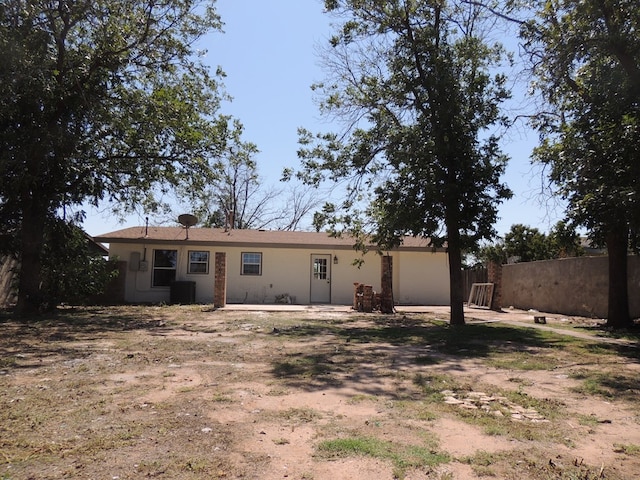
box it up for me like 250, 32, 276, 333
501, 256, 640, 318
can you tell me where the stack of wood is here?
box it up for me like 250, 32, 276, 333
353, 283, 380, 313
353, 283, 375, 312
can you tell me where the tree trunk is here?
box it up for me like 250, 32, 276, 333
605, 222, 631, 328
445, 210, 465, 325
380, 255, 394, 314
447, 238, 465, 325
442, 144, 466, 325
15, 205, 48, 317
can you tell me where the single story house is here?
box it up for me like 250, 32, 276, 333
94, 226, 450, 306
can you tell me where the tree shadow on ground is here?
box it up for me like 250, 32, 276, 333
273, 317, 566, 353
268, 314, 640, 396
0, 305, 175, 373
570, 370, 640, 405
268, 316, 574, 394
0, 305, 172, 331
577, 323, 640, 343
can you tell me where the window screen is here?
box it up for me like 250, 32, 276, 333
188, 251, 209, 274
152, 249, 177, 286
241, 252, 262, 275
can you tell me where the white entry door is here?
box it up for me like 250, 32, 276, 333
310, 254, 331, 303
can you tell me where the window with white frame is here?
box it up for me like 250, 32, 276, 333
313, 257, 328, 280
241, 252, 262, 275
152, 249, 177, 287
188, 251, 209, 274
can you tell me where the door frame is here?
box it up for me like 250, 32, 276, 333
309, 253, 332, 303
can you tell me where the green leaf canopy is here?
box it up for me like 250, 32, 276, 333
0, 0, 228, 313
295, 0, 513, 324
522, 0, 640, 327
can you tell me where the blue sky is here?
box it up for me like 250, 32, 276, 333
83, 0, 564, 238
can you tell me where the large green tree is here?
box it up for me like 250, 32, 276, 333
293, 0, 512, 324
477, 221, 583, 264
521, 0, 640, 328
0, 0, 228, 315
504, 224, 551, 263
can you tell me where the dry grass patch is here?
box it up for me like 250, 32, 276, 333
317, 434, 450, 479
1, 306, 639, 479
461, 448, 618, 479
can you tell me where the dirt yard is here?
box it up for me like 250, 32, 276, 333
1, 305, 639, 479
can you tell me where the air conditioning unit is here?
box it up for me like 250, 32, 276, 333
170, 281, 196, 304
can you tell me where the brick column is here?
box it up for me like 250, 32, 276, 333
380, 255, 394, 313
487, 261, 502, 311
214, 252, 227, 308
362, 285, 374, 312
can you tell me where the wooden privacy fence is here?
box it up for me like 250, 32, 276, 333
462, 267, 487, 301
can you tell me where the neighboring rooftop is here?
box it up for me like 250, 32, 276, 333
94, 227, 443, 251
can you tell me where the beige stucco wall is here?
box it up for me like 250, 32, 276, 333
108, 243, 217, 304
327, 249, 449, 305
393, 250, 450, 305
501, 256, 640, 318
224, 246, 314, 304
107, 242, 450, 306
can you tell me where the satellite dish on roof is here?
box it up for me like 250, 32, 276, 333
178, 214, 198, 228
178, 214, 198, 239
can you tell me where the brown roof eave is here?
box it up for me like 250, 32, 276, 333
101, 239, 355, 250
100, 237, 445, 253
